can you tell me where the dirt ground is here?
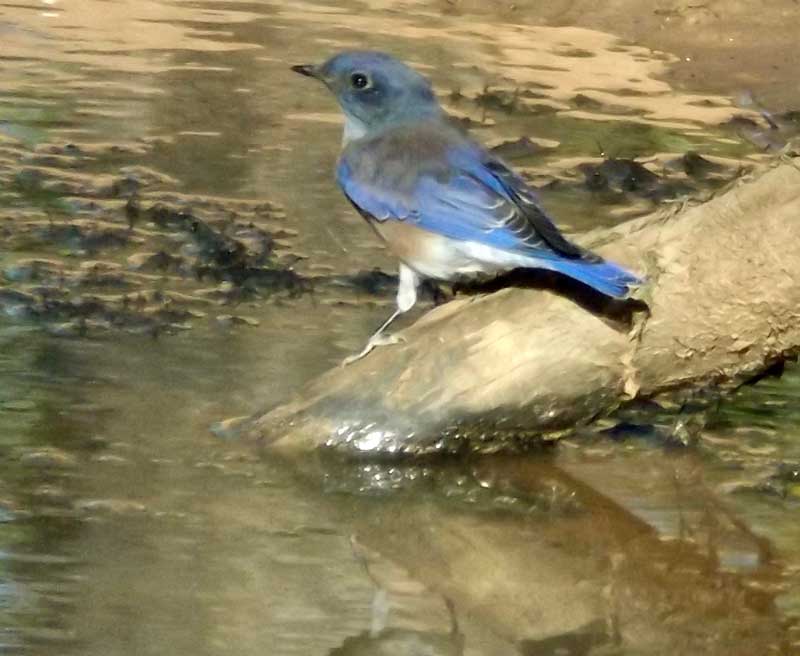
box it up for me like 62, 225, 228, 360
444, 0, 800, 109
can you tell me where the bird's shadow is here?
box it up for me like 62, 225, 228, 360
436, 268, 647, 327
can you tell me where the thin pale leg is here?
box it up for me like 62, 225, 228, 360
342, 263, 419, 365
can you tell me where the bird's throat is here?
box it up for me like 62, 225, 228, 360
342, 116, 369, 145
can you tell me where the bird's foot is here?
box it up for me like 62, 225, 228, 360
341, 332, 405, 366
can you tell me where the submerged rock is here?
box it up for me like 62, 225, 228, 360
490, 136, 547, 160
578, 158, 660, 193
331, 269, 398, 295
723, 110, 800, 151
670, 151, 726, 178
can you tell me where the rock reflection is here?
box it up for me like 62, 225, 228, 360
295, 452, 788, 655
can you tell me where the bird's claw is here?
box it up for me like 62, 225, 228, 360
341, 333, 405, 366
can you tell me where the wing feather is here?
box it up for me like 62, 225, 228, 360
336, 124, 593, 262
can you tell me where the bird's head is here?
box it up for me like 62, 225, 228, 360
292, 51, 443, 140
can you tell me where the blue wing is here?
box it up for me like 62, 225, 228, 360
338, 141, 579, 258
337, 124, 641, 298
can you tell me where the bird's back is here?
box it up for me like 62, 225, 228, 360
340, 120, 461, 195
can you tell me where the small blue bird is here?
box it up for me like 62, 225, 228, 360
292, 51, 641, 363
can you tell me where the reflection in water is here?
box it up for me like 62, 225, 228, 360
296, 451, 788, 654
0, 0, 799, 653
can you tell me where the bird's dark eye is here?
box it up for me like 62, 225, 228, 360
350, 72, 370, 89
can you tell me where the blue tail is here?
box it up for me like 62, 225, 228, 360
549, 258, 642, 299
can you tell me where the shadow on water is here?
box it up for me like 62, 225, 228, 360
0, 0, 800, 653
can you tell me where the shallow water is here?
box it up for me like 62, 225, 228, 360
0, 0, 799, 654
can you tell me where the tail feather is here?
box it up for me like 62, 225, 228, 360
548, 258, 642, 299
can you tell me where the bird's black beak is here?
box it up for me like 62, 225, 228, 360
291, 64, 319, 79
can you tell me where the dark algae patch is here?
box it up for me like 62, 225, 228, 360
0, 138, 311, 336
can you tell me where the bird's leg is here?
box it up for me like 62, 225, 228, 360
342, 263, 419, 365
340, 309, 402, 366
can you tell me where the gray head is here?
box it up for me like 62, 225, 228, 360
292, 51, 443, 137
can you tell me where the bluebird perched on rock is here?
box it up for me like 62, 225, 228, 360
292, 51, 641, 363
